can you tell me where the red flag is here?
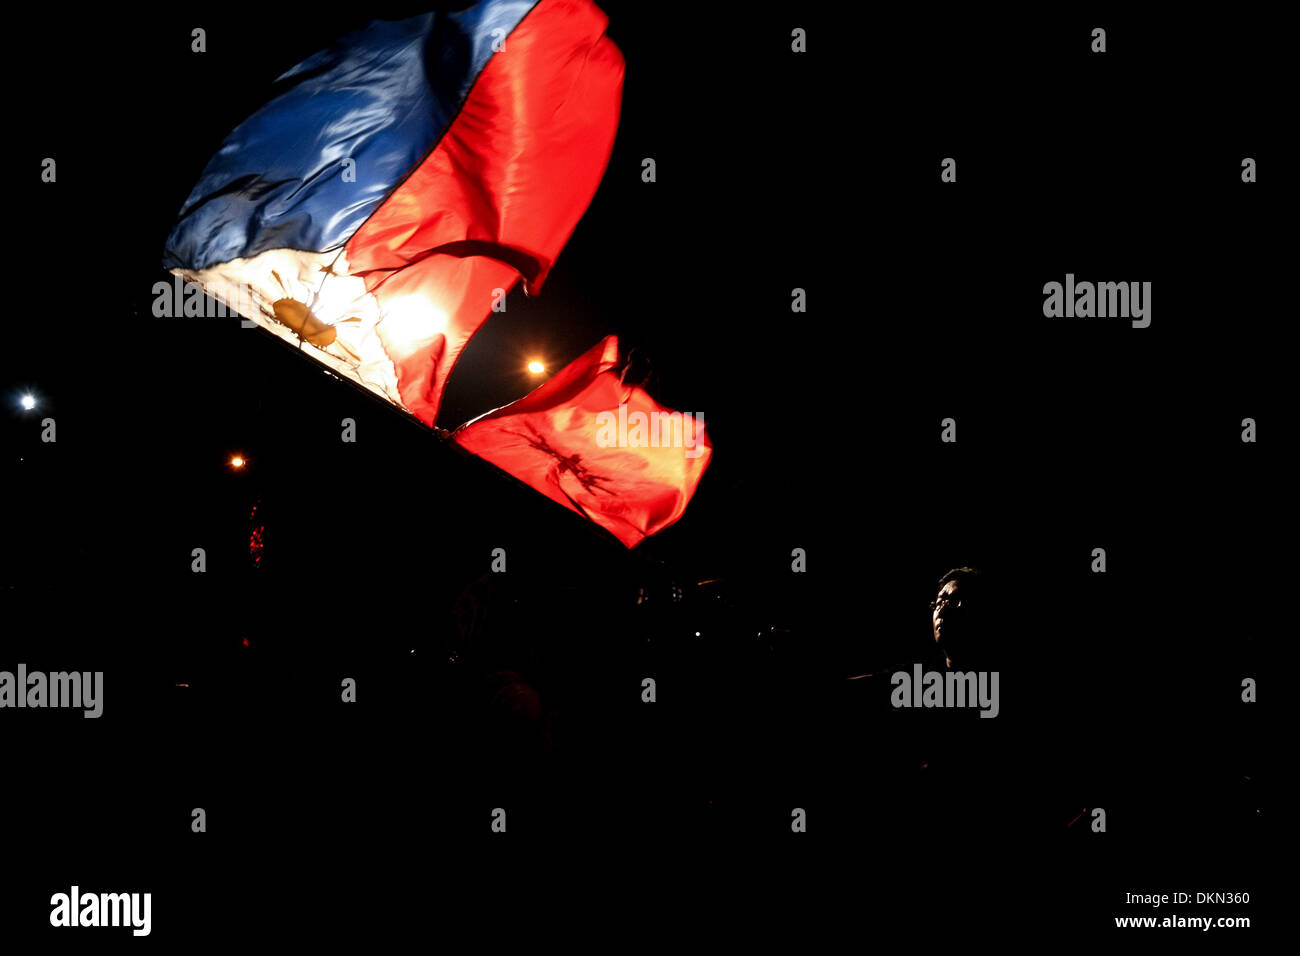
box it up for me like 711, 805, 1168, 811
452, 337, 712, 548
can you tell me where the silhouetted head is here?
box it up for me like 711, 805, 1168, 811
930, 567, 984, 667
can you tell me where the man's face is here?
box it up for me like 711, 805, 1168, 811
931, 579, 962, 649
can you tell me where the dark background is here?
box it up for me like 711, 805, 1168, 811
4, 3, 1278, 942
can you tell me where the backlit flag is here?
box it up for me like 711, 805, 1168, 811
452, 337, 713, 548
162, 0, 623, 425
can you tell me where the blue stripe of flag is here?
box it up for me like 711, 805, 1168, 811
163, 1, 537, 272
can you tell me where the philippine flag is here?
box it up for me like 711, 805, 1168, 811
163, 0, 623, 426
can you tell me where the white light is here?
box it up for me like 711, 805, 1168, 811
20, 395, 35, 410
380, 296, 447, 352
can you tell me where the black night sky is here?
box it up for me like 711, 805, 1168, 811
4, 4, 1279, 942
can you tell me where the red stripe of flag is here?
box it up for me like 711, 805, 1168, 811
344, 0, 624, 426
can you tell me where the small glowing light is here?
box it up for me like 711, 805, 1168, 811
528, 360, 545, 374
230, 456, 246, 468
20, 395, 35, 410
